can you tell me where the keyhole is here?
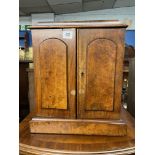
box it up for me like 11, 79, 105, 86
81, 72, 84, 76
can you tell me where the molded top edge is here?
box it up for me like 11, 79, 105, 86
30, 20, 128, 29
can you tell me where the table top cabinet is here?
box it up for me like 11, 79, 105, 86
29, 21, 128, 136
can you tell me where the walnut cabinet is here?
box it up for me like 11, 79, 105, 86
29, 21, 128, 136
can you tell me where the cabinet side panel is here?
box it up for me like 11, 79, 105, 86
86, 39, 116, 111
39, 39, 67, 109
31, 30, 41, 115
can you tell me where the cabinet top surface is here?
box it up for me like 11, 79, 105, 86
30, 20, 128, 29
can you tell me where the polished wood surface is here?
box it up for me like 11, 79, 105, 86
85, 38, 116, 111
27, 68, 35, 112
77, 28, 125, 119
32, 28, 76, 118
29, 21, 128, 136
40, 38, 68, 109
30, 20, 128, 29
20, 108, 135, 155
30, 117, 127, 136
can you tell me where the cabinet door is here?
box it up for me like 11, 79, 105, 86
77, 29, 125, 119
32, 29, 76, 118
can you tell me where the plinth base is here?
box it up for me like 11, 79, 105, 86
29, 117, 127, 136
20, 108, 135, 154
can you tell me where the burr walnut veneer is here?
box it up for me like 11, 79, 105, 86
29, 21, 128, 136
20, 108, 135, 155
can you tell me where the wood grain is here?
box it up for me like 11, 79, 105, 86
85, 38, 116, 111
27, 68, 35, 112
40, 39, 67, 109
32, 28, 76, 118
29, 118, 127, 136
77, 28, 125, 119
30, 20, 128, 29
30, 21, 128, 137
20, 108, 135, 155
